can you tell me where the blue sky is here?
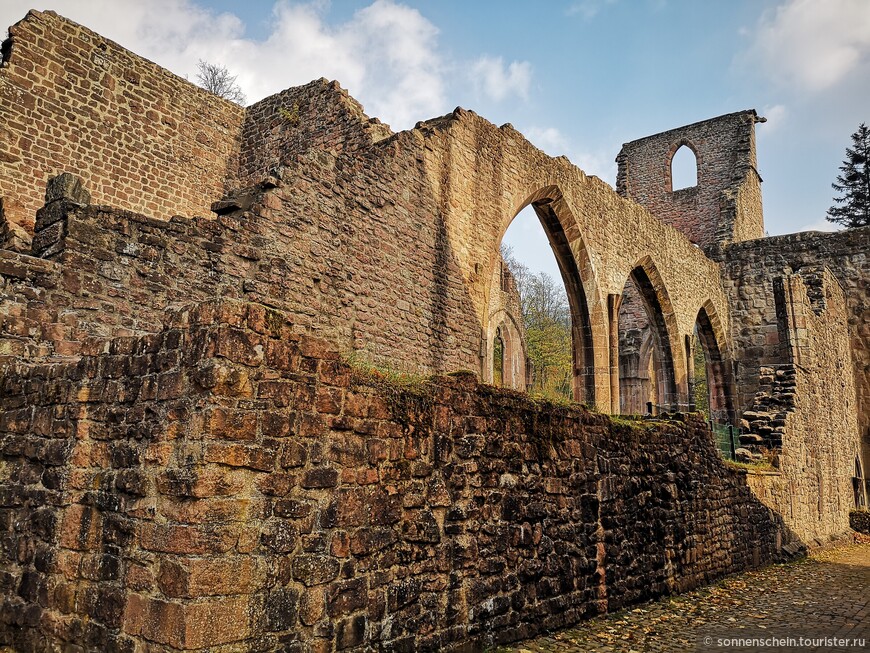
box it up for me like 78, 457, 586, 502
2, 1, 868, 280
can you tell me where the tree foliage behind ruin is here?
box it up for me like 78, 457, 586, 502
827, 123, 870, 228
502, 245, 573, 401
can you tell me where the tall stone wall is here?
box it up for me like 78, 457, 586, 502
720, 228, 870, 478
738, 268, 860, 542
0, 10, 244, 228
0, 299, 785, 653
1, 78, 733, 416
616, 111, 765, 249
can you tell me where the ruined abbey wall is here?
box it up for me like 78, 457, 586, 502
0, 9, 866, 653
0, 35, 735, 416
0, 11, 244, 228
736, 268, 859, 542
0, 299, 784, 653
719, 229, 870, 480
483, 259, 527, 390
616, 111, 765, 248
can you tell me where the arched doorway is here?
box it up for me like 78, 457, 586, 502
492, 188, 597, 404
617, 261, 678, 414
692, 305, 735, 423
855, 457, 868, 509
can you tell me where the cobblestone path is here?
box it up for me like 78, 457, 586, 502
495, 541, 870, 653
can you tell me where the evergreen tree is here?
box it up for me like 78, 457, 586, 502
827, 123, 870, 228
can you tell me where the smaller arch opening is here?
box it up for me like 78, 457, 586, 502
855, 457, 867, 509
493, 327, 505, 387
671, 144, 698, 191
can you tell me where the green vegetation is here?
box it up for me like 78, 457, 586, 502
278, 102, 300, 126
692, 332, 709, 419
827, 123, 870, 228
502, 245, 573, 402
343, 351, 428, 391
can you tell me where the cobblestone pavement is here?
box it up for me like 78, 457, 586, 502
495, 541, 870, 653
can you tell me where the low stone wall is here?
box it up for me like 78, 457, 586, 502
0, 299, 788, 652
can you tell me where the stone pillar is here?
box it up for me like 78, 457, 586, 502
31, 173, 91, 259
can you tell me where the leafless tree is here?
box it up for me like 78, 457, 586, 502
195, 60, 246, 105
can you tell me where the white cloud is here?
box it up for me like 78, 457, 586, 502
759, 104, 787, 133
794, 218, 841, 234
470, 56, 532, 102
0, 0, 448, 129
748, 0, 870, 91
524, 126, 616, 183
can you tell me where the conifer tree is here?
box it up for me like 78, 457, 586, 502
827, 123, 870, 228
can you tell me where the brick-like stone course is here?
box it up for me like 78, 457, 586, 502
616, 110, 765, 248
0, 10, 244, 225
0, 299, 785, 652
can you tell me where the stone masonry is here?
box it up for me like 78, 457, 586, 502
0, 9, 866, 653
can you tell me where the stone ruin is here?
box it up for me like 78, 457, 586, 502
0, 9, 867, 653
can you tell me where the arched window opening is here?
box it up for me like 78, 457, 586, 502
692, 328, 710, 419
693, 307, 734, 424
617, 267, 677, 414
495, 198, 595, 403
671, 144, 697, 191
493, 327, 505, 387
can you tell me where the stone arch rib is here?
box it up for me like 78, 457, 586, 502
625, 256, 681, 411
694, 301, 736, 423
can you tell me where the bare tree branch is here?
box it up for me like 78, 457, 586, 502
195, 59, 246, 105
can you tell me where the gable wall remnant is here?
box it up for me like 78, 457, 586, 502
719, 228, 870, 482
0, 10, 244, 227
616, 110, 765, 249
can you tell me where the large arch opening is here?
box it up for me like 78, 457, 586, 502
617, 263, 677, 414
692, 305, 734, 423
492, 190, 596, 404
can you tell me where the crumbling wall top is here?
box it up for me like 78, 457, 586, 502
616, 110, 765, 249
0, 10, 245, 227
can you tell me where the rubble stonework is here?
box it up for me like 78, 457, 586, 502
0, 299, 785, 652
0, 9, 866, 653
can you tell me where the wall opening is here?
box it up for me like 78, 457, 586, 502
670, 144, 698, 191
618, 266, 677, 413
496, 197, 595, 403
856, 457, 867, 509
693, 307, 734, 423
493, 327, 505, 387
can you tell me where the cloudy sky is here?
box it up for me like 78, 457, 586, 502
2, 0, 868, 279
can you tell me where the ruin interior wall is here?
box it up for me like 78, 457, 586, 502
0, 299, 784, 653
1, 77, 734, 416
483, 258, 527, 390
739, 268, 860, 542
720, 228, 870, 477
0, 10, 244, 228
616, 111, 765, 249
